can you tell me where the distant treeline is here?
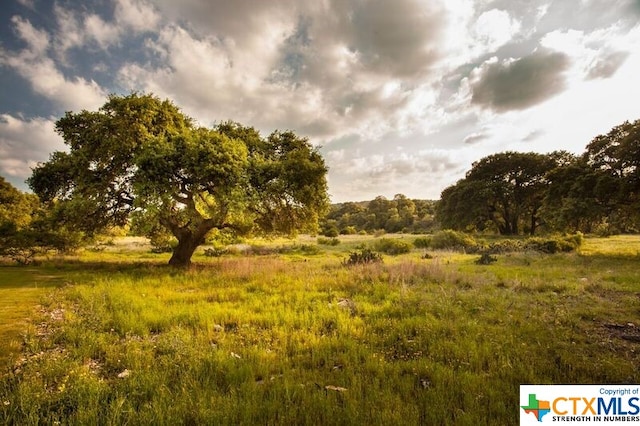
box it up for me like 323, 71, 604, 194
320, 195, 437, 236
323, 118, 640, 237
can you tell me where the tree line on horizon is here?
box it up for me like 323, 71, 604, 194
320, 195, 437, 236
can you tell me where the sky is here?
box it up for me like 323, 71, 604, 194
1, 0, 640, 202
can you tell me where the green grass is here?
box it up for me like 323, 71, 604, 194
1, 236, 640, 424
0, 268, 65, 367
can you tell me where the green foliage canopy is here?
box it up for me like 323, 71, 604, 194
437, 152, 557, 235
28, 93, 329, 266
0, 176, 38, 230
0, 177, 82, 264
321, 195, 436, 235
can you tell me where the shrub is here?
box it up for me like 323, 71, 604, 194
343, 248, 383, 266
430, 230, 479, 252
340, 226, 357, 235
287, 244, 321, 255
150, 245, 173, 254
317, 237, 340, 246
203, 247, 227, 257
524, 234, 583, 254
321, 222, 340, 238
149, 232, 176, 253
524, 237, 561, 254
413, 237, 431, 249
0, 223, 85, 264
486, 239, 524, 254
374, 238, 412, 255
475, 253, 498, 265
564, 232, 584, 247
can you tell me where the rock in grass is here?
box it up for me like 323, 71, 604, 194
325, 385, 347, 392
117, 369, 130, 379
336, 298, 356, 312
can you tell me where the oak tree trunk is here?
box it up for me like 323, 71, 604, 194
168, 235, 199, 267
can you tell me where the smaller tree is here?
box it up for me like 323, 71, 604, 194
0, 176, 38, 228
0, 177, 82, 264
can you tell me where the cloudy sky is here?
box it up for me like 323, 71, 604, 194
1, 0, 640, 202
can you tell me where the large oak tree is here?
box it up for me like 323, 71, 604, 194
436, 152, 556, 235
28, 93, 329, 266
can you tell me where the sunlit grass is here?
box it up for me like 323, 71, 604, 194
0, 268, 64, 366
1, 235, 640, 424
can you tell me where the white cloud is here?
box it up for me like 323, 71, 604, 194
115, 0, 160, 32
10, 16, 49, 55
16, 0, 35, 10
473, 9, 521, 53
541, 23, 636, 81
84, 14, 120, 49
1, 17, 107, 111
326, 147, 467, 201
50, 1, 158, 59
0, 115, 64, 184
53, 4, 85, 59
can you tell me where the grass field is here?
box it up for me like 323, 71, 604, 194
0, 269, 65, 368
1, 235, 639, 424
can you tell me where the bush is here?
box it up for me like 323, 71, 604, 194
343, 248, 383, 266
430, 230, 479, 252
486, 239, 524, 254
280, 244, 321, 255
204, 247, 227, 257
564, 232, 584, 247
149, 232, 176, 253
524, 234, 583, 254
413, 237, 431, 249
475, 253, 498, 265
0, 222, 85, 264
374, 238, 412, 255
340, 226, 357, 235
524, 238, 561, 254
320, 221, 340, 238
150, 245, 174, 254
317, 237, 340, 246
